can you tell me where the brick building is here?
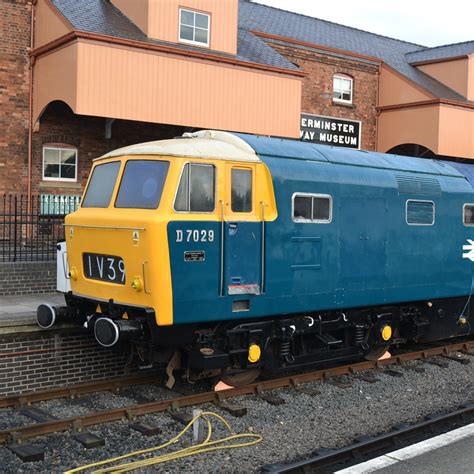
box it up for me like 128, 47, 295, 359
1, 0, 473, 203
0, 0, 32, 194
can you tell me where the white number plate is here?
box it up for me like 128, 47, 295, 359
176, 229, 215, 243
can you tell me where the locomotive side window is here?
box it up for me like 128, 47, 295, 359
292, 193, 332, 223
82, 161, 121, 208
293, 196, 312, 220
406, 200, 435, 226
231, 168, 252, 212
175, 163, 215, 212
463, 204, 474, 226
115, 160, 170, 209
313, 197, 331, 221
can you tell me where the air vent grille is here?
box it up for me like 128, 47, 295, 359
396, 176, 441, 196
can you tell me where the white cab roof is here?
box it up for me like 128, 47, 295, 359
97, 130, 260, 162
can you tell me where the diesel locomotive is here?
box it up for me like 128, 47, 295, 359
37, 130, 474, 386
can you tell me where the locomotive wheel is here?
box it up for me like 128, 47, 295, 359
364, 344, 391, 361
220, 368, 261, 387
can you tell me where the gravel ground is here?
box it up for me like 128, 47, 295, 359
0, 355, 472, 473
0, 408, 32, 431
33, 384, 183, 420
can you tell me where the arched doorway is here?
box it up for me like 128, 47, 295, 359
386, 144, 436, 159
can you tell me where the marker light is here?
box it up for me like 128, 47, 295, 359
131, 276, 144, 292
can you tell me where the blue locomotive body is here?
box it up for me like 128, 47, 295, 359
168, 134, 473, 327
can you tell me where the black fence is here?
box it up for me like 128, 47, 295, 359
0, 194, 80, 262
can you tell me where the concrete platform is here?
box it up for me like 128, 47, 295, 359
0, 292, 65, 334
338, 423, 474, 474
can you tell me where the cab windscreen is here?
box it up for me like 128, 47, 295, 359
82, 161, 121, 208
115, 160, 170, 209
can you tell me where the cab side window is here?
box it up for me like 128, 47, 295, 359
406, 200, 434, 226
231, 168, 252, 212
464, 204, 474, 226
293, 194, 332, 223
175, 163, 215, 212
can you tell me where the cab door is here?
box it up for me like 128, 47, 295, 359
224, 164, 262, 296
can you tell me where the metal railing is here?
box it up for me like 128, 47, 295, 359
0, 194, 80, 262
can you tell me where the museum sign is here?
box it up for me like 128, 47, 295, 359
300, 113, 361, 149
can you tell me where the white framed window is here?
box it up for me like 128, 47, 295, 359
179, 8, 210, 47
231, 168, 253, 213
42, 146, 78, 182
463, 204, 474, 226
174, 163, 216, 213
406, 199, 435, 226
333, 75, 353, 104
292, 193, 332, 223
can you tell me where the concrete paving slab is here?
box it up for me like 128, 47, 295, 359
0, 293, 64, 326
338, 423, 474, 474
10, 294, 62, 303
375, 433, 474, 474
0, 293, 63, 308
0, 293, 80, 335
0, 305, 36, 314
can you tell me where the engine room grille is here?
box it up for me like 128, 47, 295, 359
396, 175, 441, 196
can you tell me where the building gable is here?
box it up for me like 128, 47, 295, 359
34, 0, 72, 49
379, 64, 433, 107
417, 59, 470, 100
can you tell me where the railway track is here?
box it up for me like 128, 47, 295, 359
0, 339, 472, 450
0, 373, 160, 409
261, 402, 474, 473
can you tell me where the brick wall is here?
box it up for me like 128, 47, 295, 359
270, 42, 379, 151
0, 262, 56, 296
32, 102, 184, 196
0, 0, 31, 194
0, 329, 148, 396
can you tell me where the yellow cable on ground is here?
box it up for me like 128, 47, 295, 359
64, 411, 262, 474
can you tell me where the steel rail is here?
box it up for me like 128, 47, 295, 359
0, 340, 472, 444
261, 402, 474, 473
0, 374, 159, 409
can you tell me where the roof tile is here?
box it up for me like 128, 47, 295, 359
406, 41, 474, 64
239, 0, 470, 101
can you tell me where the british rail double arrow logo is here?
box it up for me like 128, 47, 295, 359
462, 239, 474, 261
